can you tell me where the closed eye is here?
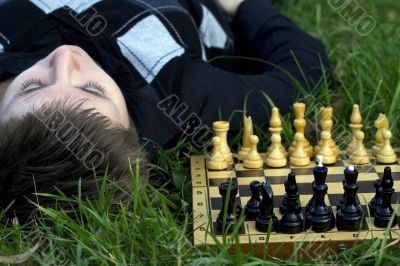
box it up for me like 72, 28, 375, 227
17, 79, 109, 99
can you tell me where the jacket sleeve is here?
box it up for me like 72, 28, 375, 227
178, 0, 332, 131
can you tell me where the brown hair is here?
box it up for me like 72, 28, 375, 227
0, 101, 146, 224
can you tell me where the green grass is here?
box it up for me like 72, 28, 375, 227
1, 0, 400, 264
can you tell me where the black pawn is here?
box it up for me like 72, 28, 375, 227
280, 172, 301, 215
245, 181, 261, 219
305, 162, 335, 232
374, 167, 397, 228
368, 179, 383, 216
280, 173, 304, 234
216, 181, 239, 231
336, 165, 364, 231
255, 182, 278, 232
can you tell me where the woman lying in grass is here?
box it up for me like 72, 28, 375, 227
0, 0, 331, 223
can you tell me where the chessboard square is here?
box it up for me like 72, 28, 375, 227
208, 177, 237, 188
295, 174, 314, 184
274, 195, 285, 208
325, 182, 344, 194
237, 177, 266, 187
354, 181, 376, 193
238, 185, 252, 197
392, 181, 400, 192
265, 175, 288, 185
327, 167, 344, 175
299, 194, 313, 206
271, 184, 286, 195
391, 193, 400, 205
207, 170, 236, 179
327, 194, 343, 207
374, 161, 400, 170
326, 174, 345, 183
240, 196, 251, 208
358, 173, 381, 182
297, 183, 314, 195
377, 172, 400, 182
274, 207, 283, 220
264, 168, 291, 177
357, 193, 375, 205
291, 167, 314, 176
235, 169, 265, 177
209, 186, 221, 198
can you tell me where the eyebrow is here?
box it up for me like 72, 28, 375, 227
17, 84, 110, 100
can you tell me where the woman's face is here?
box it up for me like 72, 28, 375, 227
0, 45, 130, 128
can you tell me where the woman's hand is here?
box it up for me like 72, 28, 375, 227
216, 0, 245, 17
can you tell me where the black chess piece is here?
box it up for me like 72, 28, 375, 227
216, 181, 239, 231
374, 167, 397, 228
279, 172, 301, 215
305, 161, 335, 232
255, 182, 278, 232
279, 173, 304, 234
245, 181, 261, 219
336, 165, 364, 231
368, 179, 383, 216
306, 161, 328, 214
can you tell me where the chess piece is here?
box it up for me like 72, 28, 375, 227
266, 133, 287, 168
315, 131, 337, 165
372, 114, 389, 157
315, 107, 340, 158
279, 173, 304, 234
213, 121, 233, 164
346, 104, 363, 157
336, 165, 364, 231
255, 182, 278, 232
374, 167, 397, 228
376, 129, 397, 164
207, 137, 228, 170
305, 158, 335, 232
368, 178, 383, 216
290, 133, 311, 166
243, 135, 264, 169
216, 181, 239, 231
238, 116, 254, 161
289, 103, 313, 157
266, 107, 287, 157
349, 131, 369, 165
245, 181, 261, 219
280, 172, 301, 214
306, 156, 325, 214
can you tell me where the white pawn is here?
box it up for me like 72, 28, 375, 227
377, 129, 397, 164
316, 131, 337, 165
244, 135, 264, 169
207, 137, 228, 170
290, 133, 310, 166
266, 134, 287, 168
349, 131, 369, 165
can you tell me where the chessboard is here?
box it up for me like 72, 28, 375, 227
191, 150, 400, 258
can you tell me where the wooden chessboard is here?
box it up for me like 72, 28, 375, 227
191, 150, 400, 258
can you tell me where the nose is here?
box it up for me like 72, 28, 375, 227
49, 46, 81, 83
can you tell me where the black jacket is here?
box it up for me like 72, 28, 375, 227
0, 0, 332, 150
